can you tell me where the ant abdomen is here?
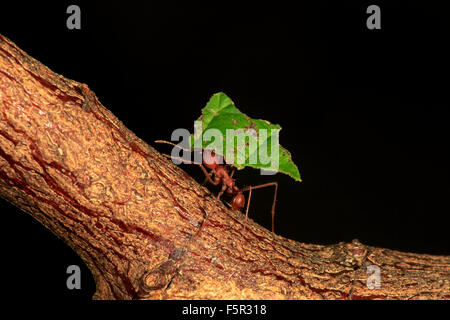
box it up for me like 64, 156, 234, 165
232, 192, 245, 210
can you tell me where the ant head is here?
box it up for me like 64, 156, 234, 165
232, 192, 245, 211
202, 149, 222, 170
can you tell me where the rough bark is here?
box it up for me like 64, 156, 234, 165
0, 34, 448, 300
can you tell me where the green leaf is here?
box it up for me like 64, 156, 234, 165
190, 92, 301, 182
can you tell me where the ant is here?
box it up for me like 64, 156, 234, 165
155, 140, 278, 233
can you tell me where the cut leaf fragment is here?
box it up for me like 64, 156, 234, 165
191, 92, 301, 182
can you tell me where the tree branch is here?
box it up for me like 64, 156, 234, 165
0, 34, 448, 300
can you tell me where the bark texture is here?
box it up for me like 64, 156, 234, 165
0, 34, 449, 300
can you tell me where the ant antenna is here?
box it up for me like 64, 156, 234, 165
154, 140, 192, 152
155, 140, 217, 185
154, 139, 201, 163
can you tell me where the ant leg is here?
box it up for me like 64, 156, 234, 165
164, 154, 218, 186
198, 165, 220, 186
155, 140, 222, 187
241, 182, 278, 233
202, 171, 214, 185
158, 151, 219, 186
245, 187, 253, 221
217, 184, 227, 200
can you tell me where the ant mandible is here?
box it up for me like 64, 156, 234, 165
155, 141, 278, 233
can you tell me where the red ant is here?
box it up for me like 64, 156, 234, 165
155, 141, 278, 233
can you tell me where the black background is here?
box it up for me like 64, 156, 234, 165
0, 1, 448, 301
